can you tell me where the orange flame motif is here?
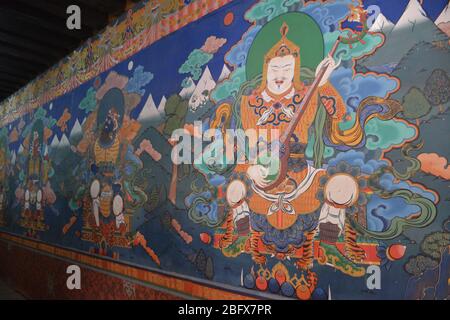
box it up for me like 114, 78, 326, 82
56, 108, 72, 132
132, 231, 160, 266
171, 218, 193, 244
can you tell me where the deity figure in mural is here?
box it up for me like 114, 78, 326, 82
28, 131, 41, 178
18, 121, 53, 237
76, 87, 144, 257
124, 9, 136, 41
85, 39, 95, 68
221, 23, 390, 275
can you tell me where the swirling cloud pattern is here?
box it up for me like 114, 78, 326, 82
125, 65, 154, 96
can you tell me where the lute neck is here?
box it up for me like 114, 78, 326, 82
280, 38, 341, 144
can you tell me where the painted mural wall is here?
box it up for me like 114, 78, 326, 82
0, 0, 449, 300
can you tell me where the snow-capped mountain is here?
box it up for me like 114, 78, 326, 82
361, 0, 448, 70
435, 2, 450, 37
158, 96, 167, 116
179, 64, 231, 104
369, 13, 394, 35
189, 66, 216, 111
69, 119, 82, 138
50, 135, 60, 149
138, 94, 161, 122
59, 134, 70, 148
10, 150, 16, 165
218, 64, 231, 82
436, 2, 450, 25
394, 0, 428, 32
179, 77, 196, 99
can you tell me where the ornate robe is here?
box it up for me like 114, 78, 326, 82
235, 82, 346, 221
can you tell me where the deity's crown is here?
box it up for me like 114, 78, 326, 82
258, 22, 303, 94
265, 23, 300, 63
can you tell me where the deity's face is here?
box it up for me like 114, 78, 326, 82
266, 54, 295, 95
100, 108, 119, 146
103, 109, 118, 135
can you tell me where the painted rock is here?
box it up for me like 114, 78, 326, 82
243, 274, 255, 289
255, 276, 268, 291
296, 284, 311, 300
281, 282, 295, 297
268, 278, 280, 293
311, 287, 328, 300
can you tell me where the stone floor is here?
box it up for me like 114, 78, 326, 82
0, 279, 25, 300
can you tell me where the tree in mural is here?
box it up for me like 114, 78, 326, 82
402, 87, 431, 125
424, 69, 450, 114
404, 231, 449, 277
162, 94, 188, 205
163, 94, 189, 136
420, 232, 450, 259
404, 254, 439, 276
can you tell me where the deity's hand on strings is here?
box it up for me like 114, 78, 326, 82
247, 164, 271, 188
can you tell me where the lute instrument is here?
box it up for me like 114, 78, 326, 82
260, 37, 341, 192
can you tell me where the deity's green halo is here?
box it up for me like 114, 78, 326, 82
246, 12, 324, 82
97, 87, 125, 129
